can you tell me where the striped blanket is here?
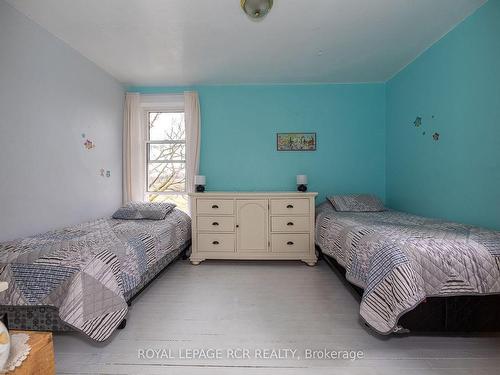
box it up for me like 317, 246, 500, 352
0, 209, 190, 341
315, 201, 500, 334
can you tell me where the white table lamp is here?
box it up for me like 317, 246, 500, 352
195, 175, 206, 192
296, 175, 308, 192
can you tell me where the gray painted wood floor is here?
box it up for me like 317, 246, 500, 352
54, 259, 500, 374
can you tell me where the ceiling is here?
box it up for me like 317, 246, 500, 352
7, 0, 485, 86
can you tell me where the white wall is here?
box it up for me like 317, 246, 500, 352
0, 0, 124, 241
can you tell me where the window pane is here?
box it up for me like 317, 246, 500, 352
147, 194, 188, 213
149, 112, 185, 141
149, 143, 185, 161
147, 162, 185, 193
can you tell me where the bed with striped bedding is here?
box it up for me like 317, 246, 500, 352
315, 201, 500, 334
0, 208, 190, 341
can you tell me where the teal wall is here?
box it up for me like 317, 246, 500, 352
130, 84, 386, 202
129, 1, 500, 230
386, 0, 500, 229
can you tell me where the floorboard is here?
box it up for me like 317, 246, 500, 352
54, 259, 500, 374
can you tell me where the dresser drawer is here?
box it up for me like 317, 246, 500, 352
197, 216, 235, 232
197, 199, 234, 215
270, 199, 309, 215
197, 233, 235, 252
271, 216, 310, 232
271, 233, 310, 253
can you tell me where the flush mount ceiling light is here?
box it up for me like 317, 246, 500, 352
241, 0, 273, 20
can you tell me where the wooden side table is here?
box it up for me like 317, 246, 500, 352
8, 331, 55, 374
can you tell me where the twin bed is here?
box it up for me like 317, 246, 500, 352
0, 206, 191, 342
315, 198, 500, 334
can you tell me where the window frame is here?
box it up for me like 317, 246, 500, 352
143, 107, 187, 198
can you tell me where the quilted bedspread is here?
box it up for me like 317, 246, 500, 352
315, 201, 500, 334
0, 209, 190, 341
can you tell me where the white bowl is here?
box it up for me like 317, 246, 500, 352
0, 321, 10, 371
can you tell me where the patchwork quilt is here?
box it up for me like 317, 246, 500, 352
0, 209, 191, 341
315, 201, 500, 334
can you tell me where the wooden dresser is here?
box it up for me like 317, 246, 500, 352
189, 192, 318, 266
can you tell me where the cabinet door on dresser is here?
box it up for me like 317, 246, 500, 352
236, 200, 269, 252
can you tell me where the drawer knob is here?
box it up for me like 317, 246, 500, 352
286, 204, 294, 209
287, 222, 294, 226
212, 205, 219, 209
212, 222, 219, 226
287, 241, 294, 245
212, 240, 219, 245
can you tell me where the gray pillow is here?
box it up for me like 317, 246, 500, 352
112, 202, 176, 220
327, 194, 384, 212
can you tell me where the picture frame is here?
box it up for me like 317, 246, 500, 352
276, 132, 316, 151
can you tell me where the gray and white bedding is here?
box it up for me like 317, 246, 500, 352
0, 209, 191, 341
315, 201, 500, 334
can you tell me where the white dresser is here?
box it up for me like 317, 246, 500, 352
189, 192, 318, 266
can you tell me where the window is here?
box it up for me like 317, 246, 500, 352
145, 110, 188, 212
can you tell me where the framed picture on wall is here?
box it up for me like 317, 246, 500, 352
276, 133, 316, 151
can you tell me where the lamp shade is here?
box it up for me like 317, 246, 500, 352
296, 175, 308, 185
194, 175, 206, 185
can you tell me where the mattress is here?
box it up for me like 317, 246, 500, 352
0, 209, 191, 341
315, 201, 500, 334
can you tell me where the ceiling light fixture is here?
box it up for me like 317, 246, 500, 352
240, 0, 273, 20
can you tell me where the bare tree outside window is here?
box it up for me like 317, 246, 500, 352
146, 112, 188, 211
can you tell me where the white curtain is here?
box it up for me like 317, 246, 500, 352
123, 93, 145, 203
184, 91, 201, 196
